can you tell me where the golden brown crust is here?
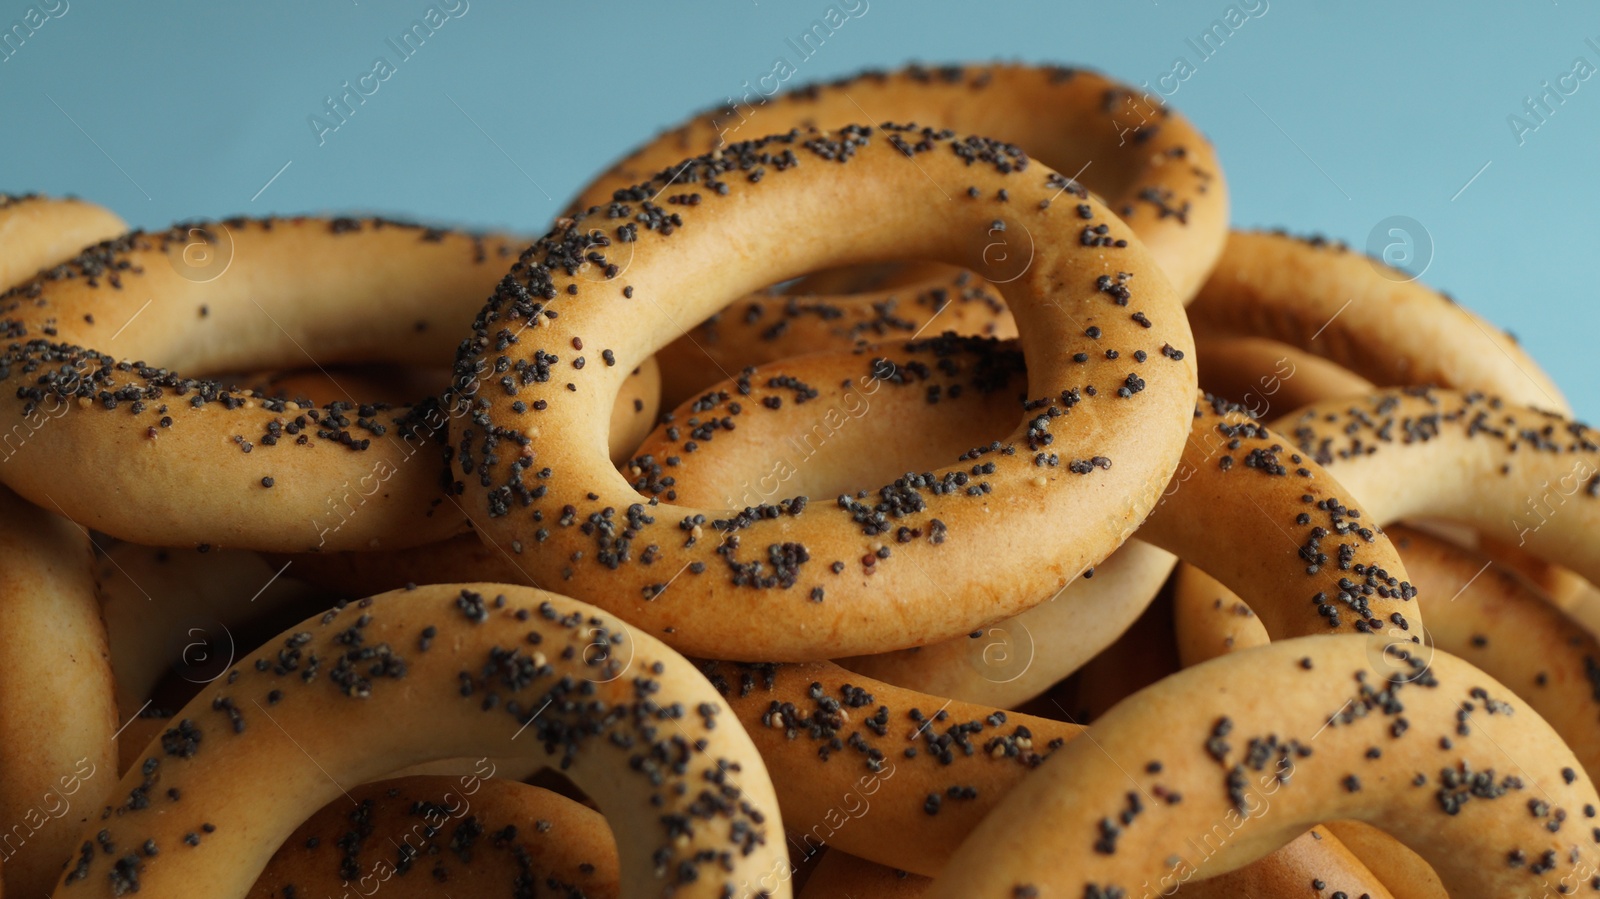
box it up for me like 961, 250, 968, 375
1177, 525, 1600, 782
0, 194, 125, 292
572, 63, 1228, 301
58, 584, 786, 898
241, 357, 663, 467
0, 218, 526, 553
0, 487, 116, 899
1173, 526, 1600, 899
928, 636, 1600, 898
1172, 564, 1270, 666
785, 261, 948, 296
1195, 334, 1375, 416
1200, 337, 1594, 651
454, 127, 1197, 661
633, 336, 1174, 702
1174, 825, 1396, 897
629, 340, 1420, 677
1193, 230, 1568, 413
1479, 531, 1597, 612
1278, 389, 1600, 587
1160, 595, 1435, 899
1389, 526, 1600, 782
1322, 820, 1448, 899
838, 539, 1177, 708
1141, 394, 1419, 640
697, 659, 1081, 877
250, 775, 620, 899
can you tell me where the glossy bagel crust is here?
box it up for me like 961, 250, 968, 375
696, 658, 1082, 877
450, 126, 1197, 661
1199, 333, 1595, 646
0, 202, 125, 899
0, 217, 525, 553
839, 540, 1176, 708
250, 774, 621, 899
1177, 524, 1600, 786
1321, 819, 1448, 899
1280, 389, 1600, 588
928, 635, 1600, 899
629, 341, 1420, 692
0, 487, 117, 899
1140, 394, 1418, 642
1172, 510, 1600, 897
573, 63, 1228, 301
52, 584, 786, 899
240, 356, 662, 467
1193, 230, 1569, 414
0, 194, 126, 292
631, 335, 1178, 704
1390, 527, 1600, 784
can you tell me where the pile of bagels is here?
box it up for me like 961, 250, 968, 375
2, 62, 1597, 899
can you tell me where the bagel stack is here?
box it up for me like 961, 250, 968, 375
0, 62, 1594, 899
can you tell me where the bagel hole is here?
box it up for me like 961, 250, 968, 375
670, 336, 1025, 510
1044, 582, 1182, 725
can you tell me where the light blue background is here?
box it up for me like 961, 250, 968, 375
4, 1, 1596, 418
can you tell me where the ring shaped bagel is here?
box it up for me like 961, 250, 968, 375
1280, 389, 1600, 589
926, 635, 1600, 899
451, 126, 1197, 661
1193, 230, 1569, 414
628, 340, 1419, 689
251, 775, 621, 899
0, 217, 548, 553
0, 194, 126, 291
54, 584, 785, 899
573, 63, 1228, 302
0, 486, 117, 899
632, 335, 1176, 705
